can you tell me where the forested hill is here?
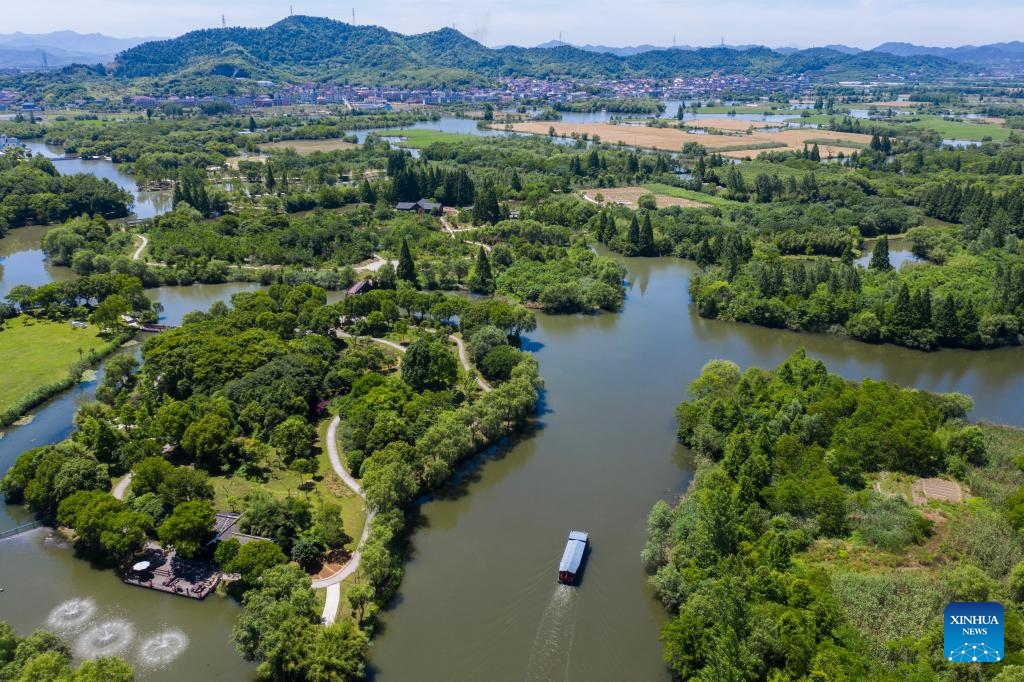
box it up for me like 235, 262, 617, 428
113, 15, 968, 87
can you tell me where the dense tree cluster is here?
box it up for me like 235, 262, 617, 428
0, 153, 130, 233
645, 353, 1024, 679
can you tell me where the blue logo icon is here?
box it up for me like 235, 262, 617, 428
944, 602, 1003, 662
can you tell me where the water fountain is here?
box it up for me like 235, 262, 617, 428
73, 619, 135, 659
137, 628, 189, 668
45, 597, 97, 632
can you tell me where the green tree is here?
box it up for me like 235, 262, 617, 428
157, 499, 215, 558
396, 237, 417, 285
401, 340, 457, 392
224, 539, 288, 587
869, 235, 892, 271
467, 246, 494, 294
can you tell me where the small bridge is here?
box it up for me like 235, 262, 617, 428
0, 520, 43, 541
135, 323, 177, 333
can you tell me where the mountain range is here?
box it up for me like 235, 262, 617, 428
533, 38, 1024, 69
109, 16, 970, 89
0, 31, 159, 69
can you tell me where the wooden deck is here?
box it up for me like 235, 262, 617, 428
122, 548, 220, 600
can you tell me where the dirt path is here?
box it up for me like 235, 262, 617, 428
440, 214, 491, 252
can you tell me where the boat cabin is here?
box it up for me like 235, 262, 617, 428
558, 530, 589, 584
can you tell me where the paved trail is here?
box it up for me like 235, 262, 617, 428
317, 334, 406, 624
315, 415, 376, 624
317, 331, 489, 622
111, 473, 133, 500
131, 235, 148, 261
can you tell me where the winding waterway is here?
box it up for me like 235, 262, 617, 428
2, 126, 1024, 681
368, 253, 1024, 681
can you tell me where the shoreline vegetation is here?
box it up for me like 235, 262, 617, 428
645, 352, 1024, 679
2, 282, 543, 680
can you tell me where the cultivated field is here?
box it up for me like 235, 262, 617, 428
581, 186, 711, 209
678, 118, 777, 131
259, 138, 360, 154
504, 121, 873, 157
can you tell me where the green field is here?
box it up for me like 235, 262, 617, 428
787, 113, 1011, 142
892, 114, 1013, 142
0, 316, 107, 414
641, 182, 740, 208
375, 128, 478, 148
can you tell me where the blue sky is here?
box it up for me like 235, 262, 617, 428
6, 0, 1024, 48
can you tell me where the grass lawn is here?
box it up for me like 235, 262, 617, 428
641, 182, 740, 208
892, 114, 1012, 142
206, 419, 366, 555
0, 316, 107, 414
374, 128, 477, 148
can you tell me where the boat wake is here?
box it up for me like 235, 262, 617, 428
525, 585, 578, 681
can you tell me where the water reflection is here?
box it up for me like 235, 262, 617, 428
23, 142, 172, 219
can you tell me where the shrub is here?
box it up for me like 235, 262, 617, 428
832, 571, 943, 661
943, 504, 1024, 578
480, 346, 523, 381
847, 490, 930, 551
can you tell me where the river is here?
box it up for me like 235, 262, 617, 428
367, 253, 1024, 681
3, 125, 1024, 682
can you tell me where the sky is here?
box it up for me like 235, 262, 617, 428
4, 0, 1024, 49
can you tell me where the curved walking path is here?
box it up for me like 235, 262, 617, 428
451, 335, 492, 392
111, 473, 133, 501
317, 332, 406, 624
131, 235, 148, 261
315, 415, 376, 624
440, 214, 492, 252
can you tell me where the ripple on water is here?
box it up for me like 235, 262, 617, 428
45, 597, 97, 632
136, 628, 189, 669
74, 619, 135, 659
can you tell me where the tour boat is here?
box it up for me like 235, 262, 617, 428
558, 531, 589, 584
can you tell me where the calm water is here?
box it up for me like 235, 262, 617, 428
369, 253, 1024, 681
855, 239, 920, 269
0, 224, 74, 299
24, 142, 172, 219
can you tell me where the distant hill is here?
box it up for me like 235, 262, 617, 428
111, 16, 968, 89
872, 41, 1024, 68
0, 31, 159, 69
